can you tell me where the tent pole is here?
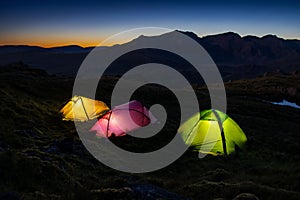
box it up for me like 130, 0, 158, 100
106, 111, 112, 138
212, 110, 227, 156
80, 96, 90, 121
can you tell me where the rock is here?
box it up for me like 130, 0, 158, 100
41, 144, 60, 154
0, 191, 20, 200
22, 191, 61, 199
291, 70, 300, 78
56, 138, 74, 153
233, 193, 259, 200
14, 129, 38, 138
91, 187, 135, 200
263, 69, 284, 77
286, 87, 298, 97
129, 183, 190, 200
202, 168, 230, 181
42, 138, 86, 157
0, 140, 9, 152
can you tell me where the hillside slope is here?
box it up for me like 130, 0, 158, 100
0, 63, 299, 199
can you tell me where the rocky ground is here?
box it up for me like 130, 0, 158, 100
0, 63, 299, 199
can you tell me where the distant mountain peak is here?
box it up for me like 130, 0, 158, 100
136, 34, 146, 39
261, 34, 285, 42
203, 32, 242, 40
131, 30, 181, 43
215, 31, 241, 37
262, 34, 279, 39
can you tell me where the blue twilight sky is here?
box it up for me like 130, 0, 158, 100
0, 0, 299, 47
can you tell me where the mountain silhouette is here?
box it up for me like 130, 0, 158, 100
0, 31, 299, 80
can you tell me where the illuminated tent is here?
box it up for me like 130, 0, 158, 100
90, 100, 156, 138
60, 96, 109, 122
178, 109, 247, 156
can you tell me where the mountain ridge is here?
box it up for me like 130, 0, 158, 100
0, 31, 300, 80
1, 31, 299, 50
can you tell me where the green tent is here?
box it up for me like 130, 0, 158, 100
178, 109, 247, 156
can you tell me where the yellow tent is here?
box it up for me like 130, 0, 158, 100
60, 96, 109, 121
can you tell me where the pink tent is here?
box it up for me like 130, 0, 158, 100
90, 100, 156, 138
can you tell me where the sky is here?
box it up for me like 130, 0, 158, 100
0, 0, 300, 47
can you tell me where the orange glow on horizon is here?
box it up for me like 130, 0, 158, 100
0, 33, 131, 48
1, 32, 299, 48
0, 40, 125, 48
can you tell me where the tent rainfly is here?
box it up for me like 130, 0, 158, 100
178, 109, 247, 156
60, 96, 109, 122
90, 100, 156, 138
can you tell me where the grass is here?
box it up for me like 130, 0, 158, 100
0, 63, 299, 199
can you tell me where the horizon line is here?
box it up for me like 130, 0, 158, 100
1, 31, 299, 48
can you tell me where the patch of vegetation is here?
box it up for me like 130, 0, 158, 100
0, 63, 299, 199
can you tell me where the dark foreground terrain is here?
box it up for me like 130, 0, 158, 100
0, 63, 300, 200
